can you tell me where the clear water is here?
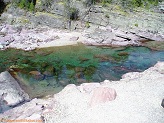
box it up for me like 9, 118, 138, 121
0, 45, 164, 98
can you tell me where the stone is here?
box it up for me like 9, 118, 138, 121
45, 66, 56, 74
29, 71, 45, 80
59, 79, 69, 87
0, 44, 3, 49
154, 61, 164, 74
0, 71, 29, 107
56, 84, 80, 96
76, 79, 87, 84
43, 71, 53, 77
161, 99, 164, 108
74, 67, 85, 72
90, 87, 117, 106
94, 54, 112, 61
118, 52, 129, 56
75, 72, 83, 78
69, 37, 79, 41
78, 83, 101, 93
78, 57, 89, 62
29, 71, 41, 76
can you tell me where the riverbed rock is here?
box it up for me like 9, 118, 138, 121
0, 71, 29, 108
29, 71, 45, 80
59, 79, 70, 87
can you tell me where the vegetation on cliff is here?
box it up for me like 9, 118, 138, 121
10, 0, 162, 11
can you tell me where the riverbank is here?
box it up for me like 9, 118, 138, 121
0, 23, 164, 51
0, 61, 164, 122
0, 1, 164, 51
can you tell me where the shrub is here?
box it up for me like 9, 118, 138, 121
19, 0, 26, 9
134, 23, 138, 27
69, 7, 79, 20
13, 0, 35, 11
85, 22, 90, 28
29, 2, 35, 12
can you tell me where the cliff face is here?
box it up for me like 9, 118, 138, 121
1, 0, 163, 41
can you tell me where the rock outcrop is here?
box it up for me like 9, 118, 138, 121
0, 71, 29, 113
0, 62, 164, 123
0, 1, 163, 49
0, 24, 85, 50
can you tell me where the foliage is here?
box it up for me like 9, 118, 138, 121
86, 0, 161, 9
19, 0, 26, 9
134, 23, 138, 27
69, 7, 79, 20
85, 22, 90, 28
120, 0, 161, 9
12, 0, 35, 11
29, 2, 35, 12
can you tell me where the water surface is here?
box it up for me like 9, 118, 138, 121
0, 45, 164, 98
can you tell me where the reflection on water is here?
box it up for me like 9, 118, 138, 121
0, 45, 164, 98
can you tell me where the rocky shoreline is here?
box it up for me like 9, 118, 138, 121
0, 23, 164, 51
0, 62, 164, 123
0, 1, 164, 51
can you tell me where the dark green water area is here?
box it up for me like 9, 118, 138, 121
0, 44, 164, 98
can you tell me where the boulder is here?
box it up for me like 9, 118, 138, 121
161, 99, 164, 108
90, 87, 117, 106
0, 71, 29, 107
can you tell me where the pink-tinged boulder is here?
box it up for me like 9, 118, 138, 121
90, 87, 117, 106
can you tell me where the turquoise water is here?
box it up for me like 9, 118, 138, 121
1, 45, 164, 98
94, 47, 164, 81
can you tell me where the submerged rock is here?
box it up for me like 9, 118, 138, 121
29, 71, 45, 81
94, 54, 114, 61
118, 52, 129, 56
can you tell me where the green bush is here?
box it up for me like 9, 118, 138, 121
69, 7, 79, 20
29, 2, 35, 12
88, 0, 161, 9
19, 0, 26, 9
120, 0, 161, 9
13, 0, 35, 11
134, 23, 138, 27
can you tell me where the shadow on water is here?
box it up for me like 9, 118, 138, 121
0, 44, 164, 98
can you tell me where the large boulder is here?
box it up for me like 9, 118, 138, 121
0, 71, 29, 108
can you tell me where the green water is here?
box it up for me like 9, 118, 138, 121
0, 44, 164, 98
